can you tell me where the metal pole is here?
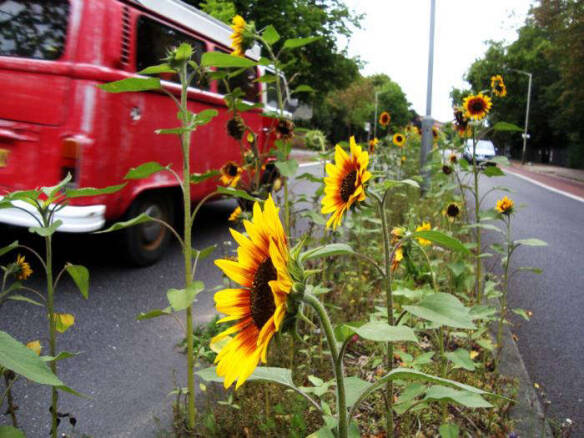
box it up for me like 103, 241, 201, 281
374, 90, 379, 139
420, 0, 436, 190
521, 72, 532, 165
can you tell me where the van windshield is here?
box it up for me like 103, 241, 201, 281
0, 0, 69, 60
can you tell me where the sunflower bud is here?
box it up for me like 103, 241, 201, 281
227, 115, 246, 140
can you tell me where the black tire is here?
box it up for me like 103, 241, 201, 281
120, 192, 175, 266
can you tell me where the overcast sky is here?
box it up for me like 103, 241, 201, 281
339, 0, 535, 123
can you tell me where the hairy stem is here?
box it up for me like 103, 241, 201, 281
45, 235, 58, 438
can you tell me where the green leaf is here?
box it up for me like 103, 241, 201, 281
292, 84, 315, 94
95, 213, 152, 233
515, 266, 542, 275
275, 159, 299, 178
190, 169, 219, 184
65, 264, 89, 299
463, 223, 503, 233
194, 109, 219, 126
0, 425, 26, 438
424, 385, 492, 408
490, 156, 510, 166
492, 121, 523, 132
307, 427, 335, 438
345, 322, 418, 343
512, 308, 531, 321
483, 166, 505, 177
439, 423, 460, 438
283, 36, 321, 50
300, 210, 326, 226
413, 230, 470, 254
136, 308, 171, 320
201, 52, 256, 68
28, 220, 62, 237
262, 25, 280, 45
445, 349, 476, 371
41, 173, 72, 198
40, 351, 80, 362
198, 366, 295, 388
299, 243, 355, 263
403, 293, 476, 329
193, 244, 217, 261
124, 162, 170, 180
217, 186, 262, 203
7, 295, 44, 307
0, 330, 64, 386
257, 74, 277, 83
155, 127, 191, 135
515, 238, 547, 247
0, 241, 18, 257
166, 281, 204, 312
344, 376, 371, 407
138, 63, 176, 75
97, 77, 161, 93
65, 183, 126, 198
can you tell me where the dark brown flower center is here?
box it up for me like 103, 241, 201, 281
447, 204, 459, 217
496, 84, 503, 92
442, 165, 452, 175
340, 170, 358, 203
227, 163, 238, 177
250, 258, 277, 329
470, 99, 485, 112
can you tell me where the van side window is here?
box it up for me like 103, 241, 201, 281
0, 0, 70, 60
136, 16, 208, 90
216, 51, 258, 102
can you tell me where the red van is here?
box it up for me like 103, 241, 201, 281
0, 0, 280, 264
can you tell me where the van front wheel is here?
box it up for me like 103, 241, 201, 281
121, 193, 175, 266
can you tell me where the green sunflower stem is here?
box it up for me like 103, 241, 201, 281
179, 65, 196, 430
302, 293, 348, 438
45, 234, 58, 438
496, 215, 512, 370
375, 193, 395, 437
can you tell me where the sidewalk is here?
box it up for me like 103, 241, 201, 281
505, 161, 584, 200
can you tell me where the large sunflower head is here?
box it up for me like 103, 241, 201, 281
14, 254, 32, 280
463, 93, 492, 121
321, 137, 372, 230
496, 196, 514, 215
392, 133, 405, 147
213, 195, 292, 389
379, 111, 391, 128
230, 15, 254, 57
491, 74, 507, 97
220, 161, 243, 187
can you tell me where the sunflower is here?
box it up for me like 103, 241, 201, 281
379, 111, 391, 127
393, 133, 405, 147
227, 115, 246, 140
496, 196, 514, 215
442, 165, 453, 175
491, 74, 507, 97
220, 161, 243, 187
15, 254, 32, 280
213, 195, 291, 389
443, 202, 461, 221
432, 126, 439, 141
453, 107, 469, 136
228, 206, 242, 222
449, 154, 458, 164
415, 222, 432, 246
321, 137, 372, 230
230, 15, 247, 57
275, 119, 295, 141
369, 137, 379, 153
463, 93, 492, 121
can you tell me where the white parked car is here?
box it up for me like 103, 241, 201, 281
463, 140, 497, 165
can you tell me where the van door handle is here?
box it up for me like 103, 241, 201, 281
0, 129, 35, 142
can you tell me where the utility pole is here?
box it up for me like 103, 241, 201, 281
520, 71, 532, 165
420, 0, 436, 190
373, 90, 380, 139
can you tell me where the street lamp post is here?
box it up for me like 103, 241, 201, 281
511, 69, 533, 165
373, 90, 380, 139
420, 0, 436, 190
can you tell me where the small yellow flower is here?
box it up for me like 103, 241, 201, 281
230, 15, 247, 57
379, 111, 391, 127
491, 74, 507, 97
55, 313, 75, 333
401, 155, 406, 164
391, 246, 403, 272
26, 340, 42, 355
220, 161, 243, 187
415, 222, 431, 246
470, 350, 479, 360
368, 137, 379, 153
15, 254, 33, 280
392, 133, 405, 147
228, 206, 242, 222
390, 226, 405, 245
463, 93, 492, 121
496, 196, 514, 215
534, 382, 540, 389
432, 126, 439, 141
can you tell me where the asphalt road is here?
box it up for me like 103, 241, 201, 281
478, 171, 584, 434
0, 162, 323, 437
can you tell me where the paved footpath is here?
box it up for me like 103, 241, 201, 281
504, 161, 584, 200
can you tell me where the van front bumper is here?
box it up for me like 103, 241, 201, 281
0, 198, 106, 233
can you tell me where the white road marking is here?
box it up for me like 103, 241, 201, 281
298, 161, 325, 168
504, 167, 584, 204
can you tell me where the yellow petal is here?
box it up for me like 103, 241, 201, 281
55, 313, 75, 333
26, 340, 42, 355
